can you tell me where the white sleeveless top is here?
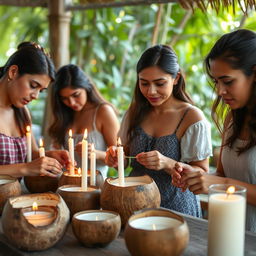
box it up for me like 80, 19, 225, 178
222, 138, 256, 233
64, 105, 108, 179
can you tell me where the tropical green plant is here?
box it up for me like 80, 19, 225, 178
0, 2, 255, 164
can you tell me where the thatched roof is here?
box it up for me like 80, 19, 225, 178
0, 0, 255, 13
178, 0, 256, 13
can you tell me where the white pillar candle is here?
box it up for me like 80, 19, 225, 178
208, 185, 246, 256
130, 216, 182, 230
117, 137, 125, 186
68, 129, 75, 176
39, 138, 45, 157
90, 143, 96, 186
26, 125, 32, 162
81, 129, 88, 190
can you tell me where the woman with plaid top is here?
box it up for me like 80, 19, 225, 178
0, 42, 70, 177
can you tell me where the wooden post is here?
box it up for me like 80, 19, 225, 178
42, 0, 71, 149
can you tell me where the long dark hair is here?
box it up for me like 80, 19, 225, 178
205, 29, 256, 153
49, 64, 110, 146
126, 44, 193, 147
0, 42, 55, 135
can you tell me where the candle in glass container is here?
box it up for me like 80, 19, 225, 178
90, 143, 96, 186
23, 202, 55, 227
81, 129, 88, 190
208, 185, 246, 256
26, 125, 32, 162
39, 138, 45, 157
68, 129, 75, 176
117, 138, 124, 186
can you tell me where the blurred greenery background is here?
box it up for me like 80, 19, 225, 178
0, 2, 255, 175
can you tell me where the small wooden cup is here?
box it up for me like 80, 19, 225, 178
124, 208, 189, 256
23, 175, 59, 193
0, 175, 21, 215
100, 175, 161, 226
1, 192, 70, 251
57, 185, 101, 216
72, 210, 121, 247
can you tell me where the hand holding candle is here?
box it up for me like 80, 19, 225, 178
117, 138, 125, 186
68, 129, 75, 176
39, 138, 45, 157
90, 143, 96, 186
81, 129, 88, 190
26, 125, 32, 162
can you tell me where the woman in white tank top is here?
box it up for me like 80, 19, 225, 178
49, 64, 119, 180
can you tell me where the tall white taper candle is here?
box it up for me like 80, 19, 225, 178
68, 129, 75, 175
117, 137, 125, 186
26, 125, 32, 162
90, 143, 96, 186
81, 129, 88, 190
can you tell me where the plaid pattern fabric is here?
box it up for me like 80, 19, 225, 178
0, 133, 27, 164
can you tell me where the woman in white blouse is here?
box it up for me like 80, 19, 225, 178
105, 45, 212, 217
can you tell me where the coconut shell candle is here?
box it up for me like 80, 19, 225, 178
72, 210, 121, 247
0, 175, 21, 215
58, 169, 104, 189
57, 185, 101, 216
100, 175, 161, 226
24, 175, 59, 193
1, 192, 70, 251
124, 208, 189, 256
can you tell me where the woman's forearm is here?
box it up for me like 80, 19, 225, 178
0, 163, 27, 178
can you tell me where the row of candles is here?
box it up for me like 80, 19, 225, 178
26, 126, 125, 188
22, 184, 246, 256
68, 129, 96, 190
24, 126, 246, 256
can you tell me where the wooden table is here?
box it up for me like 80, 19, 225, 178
0, 213, 256, 256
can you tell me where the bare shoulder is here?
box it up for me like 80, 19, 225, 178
184, 106, 205, 127
186, 106, 205, 124
97, 103, 117, 118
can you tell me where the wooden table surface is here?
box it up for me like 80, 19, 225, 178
0, 212, 256, 256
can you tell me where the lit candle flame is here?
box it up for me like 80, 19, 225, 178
226, 186, 235, 195
83, 129, 88, 140
152, 224, 156, 231
77, 167, 81, 175
32, 202, 38, 213
69, 129, 72, 138
117, 137, 122, 146
39, 138, 44, 147
26, 126, 31, 132
91, 143, 95, 152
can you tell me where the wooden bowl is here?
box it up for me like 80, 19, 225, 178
100, 175, 161, 226
57, 185, 101, 216
72, 210, 121, 247
124, 208, 189, 256
23, 175, 59, 193
1, 192, 70, 251
0, 175, 21, 215
58, 170, 104, 189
